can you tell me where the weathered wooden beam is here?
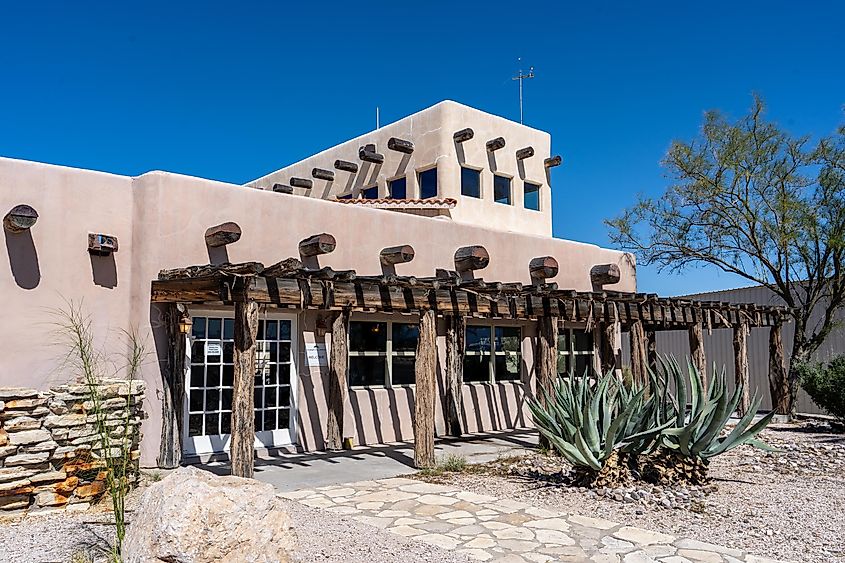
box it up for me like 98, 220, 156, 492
272, 183, 294, 194
454, 245, 489, 272
590, 263, 621, 286
88, 233, 119, 256
262, 257, 303, 278
204, 222, 242, 248
689, 322, 707, 389
158, 261, 264, 280
646, 329, 657, 371
380, 245, 415, 265
414, 308, 437, 468
158, 303, 187, 469
3, 204, 38, 233
231, 295, 258, 478
544, 155, 562, 168
445, 314, 465, 437
334, 159, 359, 173
312, 168, 335, 181
529, 256, 559, 281
290, 177, 313, 189
358, 144, 384, 164
387, 137, 415, 154
733, 321, 750, 416
629, 320, 648, 387
536, 315, 559, 448
453, 128, 474, 143
486, 137, 506, 152
768, 319, 789, 415
600, 320, 619, 374
299, 233, 337, 257
516, 146, 535, 160
326, 309, 349, 450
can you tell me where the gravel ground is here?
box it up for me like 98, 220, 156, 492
0, 483, 471, 563
414, 421, 845, 563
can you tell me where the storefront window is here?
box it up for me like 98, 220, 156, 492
348, 320, 418, 387
464, 325, 522, 383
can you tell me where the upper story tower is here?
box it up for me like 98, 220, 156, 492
247, 101, 557, 237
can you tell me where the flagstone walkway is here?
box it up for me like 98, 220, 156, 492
280, 477, 782, 563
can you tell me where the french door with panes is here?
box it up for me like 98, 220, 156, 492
184, 311, 297, 455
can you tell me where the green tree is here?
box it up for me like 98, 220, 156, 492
607, 97, 845, 415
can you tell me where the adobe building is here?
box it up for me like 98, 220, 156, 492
0, 101, 787, 471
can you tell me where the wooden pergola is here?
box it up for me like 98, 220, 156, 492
152, 235, 790, 477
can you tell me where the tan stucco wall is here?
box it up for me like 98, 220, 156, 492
0, 149, 634, 466
248, 101, 555, 237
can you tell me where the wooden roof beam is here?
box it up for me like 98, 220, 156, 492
529, 256, 559, 282
3, 204, 38, 233
516, 146, 535, 160
272, 183, 293, 194
204, 222, 242, 248
453, 128, 474, 143
591, 263, 621, 286
454, 245, 489, 273
290, 177, 313, 189
359, 144, 384, 164
299, 233, 336, 257
387, 137, 415, 154
380, 245, 415, 265
311, 168, 335, 181
544, 155, 562, 168
334, 159, 359, 173
486, 137, 506, 152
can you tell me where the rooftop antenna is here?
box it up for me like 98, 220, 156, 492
512, 58, 535, 124
376, 106, 380, 129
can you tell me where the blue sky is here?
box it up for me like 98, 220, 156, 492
2, 1, 843, 295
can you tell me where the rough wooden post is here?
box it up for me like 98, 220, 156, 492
326, 309, 350, 450
158, 303, 187, 469
733, 321, 751, 416
688, 322, 708, 390
231, 295, 259, 478
768, 319, 789, 415
646, 329, 657, 372
445, 314, 465, 437
629, 320, 648, 387
536, 316, 559, 449
414, 308, 437, 469
600, 321, 619, 374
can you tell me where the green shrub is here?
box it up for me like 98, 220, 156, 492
798, 357, 845, 423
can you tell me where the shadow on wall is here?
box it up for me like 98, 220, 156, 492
4, 228, 40, 289
90, 254, 117, 289
207, 244, 229, 266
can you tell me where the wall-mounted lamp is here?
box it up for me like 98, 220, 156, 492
178, 315, 193, 335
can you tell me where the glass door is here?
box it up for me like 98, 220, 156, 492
183, 311, 296, 456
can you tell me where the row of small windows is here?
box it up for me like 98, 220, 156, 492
347, 321, 594, 388
460, 167, 541, 211
340, 168, 438, 201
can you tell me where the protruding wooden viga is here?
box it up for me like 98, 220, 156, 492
3, 204, 38, 233
380, 245, 415, 266
299, 233, 337, 257
204, 222, 242, 248
590, 263, 621, 286
529, 256, 559, 281
454, 245, 489, 272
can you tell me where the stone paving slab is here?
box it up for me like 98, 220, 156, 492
279, 477, 785, 563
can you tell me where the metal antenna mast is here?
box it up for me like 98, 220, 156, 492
512, 58, 535, 124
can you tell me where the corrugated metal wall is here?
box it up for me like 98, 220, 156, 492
621, 285, 845, 415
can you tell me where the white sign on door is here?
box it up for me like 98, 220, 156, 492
305, 343, 328, 366
205, 341, 223, 356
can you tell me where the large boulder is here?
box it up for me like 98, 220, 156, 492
123, 466, 297, 562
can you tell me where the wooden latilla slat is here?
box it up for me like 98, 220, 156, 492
414, 308, 437, 468
204, 222, 242, 248
326, 309, 349, 450
3, 204, 38, 233
231, 293, 258, 478
445, 314, 465, 437
733, 320, 751, 416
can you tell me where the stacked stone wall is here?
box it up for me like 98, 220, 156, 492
0, 379, 145, 514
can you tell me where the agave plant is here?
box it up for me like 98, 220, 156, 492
645, 356, 777, 485
528, 370, 670, 487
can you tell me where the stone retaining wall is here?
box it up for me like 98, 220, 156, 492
0, 380, 145, 514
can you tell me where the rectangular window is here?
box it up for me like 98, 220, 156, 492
418, 167, 438, 199
557, 328, 595, 377
362, 185, 379, 199
464, 325, 522, 383
348, 320, 418, 387
188, 316, 293, 437
524, 181, 541, 210
461, 167, 481, 198
494, 175, 511, 205
388, 177, 407, 199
